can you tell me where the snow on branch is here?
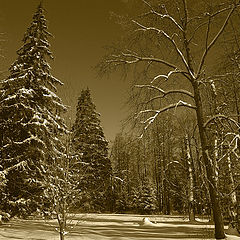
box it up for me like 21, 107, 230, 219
17, 135, 45, 147
136, 100, 196, 132
151, 69, 185, 83
228, 135, 240, 159
165, 160, 186, 171
114, 176, 124, 182
200, 73, 236, 83
135, 84, 194, 99
204, 114, 240, 128
141, 0, 184, 32
2, 161, 27, 174
218, 134, 240, 162
107, 51, 188, 75
132, 20, 194, 78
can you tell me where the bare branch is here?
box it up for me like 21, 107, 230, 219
205, 16, 211, 51
218, 134, 240, 163
141, 0, 184, 32
132, 20, 194, 77
135, 100, 196, 134
227, 183, 240, 197
107, 52, 185, 71
136, 100, 196, 120
188, 21, 208, 43
135, 84, 194, 98
204, 114, 240, 128
197, 5, 236, 77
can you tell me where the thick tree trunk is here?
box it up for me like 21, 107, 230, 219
193, 82, 225, 239
233, 84, 240, 232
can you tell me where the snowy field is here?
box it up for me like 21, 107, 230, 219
0, 214, 239, 240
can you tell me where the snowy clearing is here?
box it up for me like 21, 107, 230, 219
1, 214, 238, 240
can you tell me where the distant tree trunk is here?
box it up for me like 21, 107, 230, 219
227, 153, 239, 230
185, 135, 195, 222
213, 136, 219, 186
162, 134, 171, 215
154, 154, 162, 212
160, 142, 165, 213
163, 179, 171, 215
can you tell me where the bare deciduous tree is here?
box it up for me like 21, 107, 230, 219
101, 0, 240, 238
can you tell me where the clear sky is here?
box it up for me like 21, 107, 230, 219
1, 0, 131, 142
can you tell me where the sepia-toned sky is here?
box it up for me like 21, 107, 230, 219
1, 0, 131, 142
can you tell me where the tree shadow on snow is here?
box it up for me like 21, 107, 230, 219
73, 223, 214, 239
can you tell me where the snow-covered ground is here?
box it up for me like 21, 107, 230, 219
0, 214, 239, 240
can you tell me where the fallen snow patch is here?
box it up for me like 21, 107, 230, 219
141, 217, 156, 227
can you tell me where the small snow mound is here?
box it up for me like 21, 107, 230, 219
195, 217, 209, 223
226, 225, 240, 237
225, 234, 240, 240
141, 217, 155, 226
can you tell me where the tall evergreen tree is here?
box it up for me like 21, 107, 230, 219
0, 3, 66, 217
72, 88, 112, 212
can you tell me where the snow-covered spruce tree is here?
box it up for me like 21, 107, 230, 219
0, 3, 66, 217
137, 180, 157, 215
71, 88, 112, 212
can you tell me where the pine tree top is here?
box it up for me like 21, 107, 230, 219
74, 88, 102, 127
1, 3, 66, 113
2, 3, 63, 94
77, 88, 97, 110
72, 88, 108, 152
